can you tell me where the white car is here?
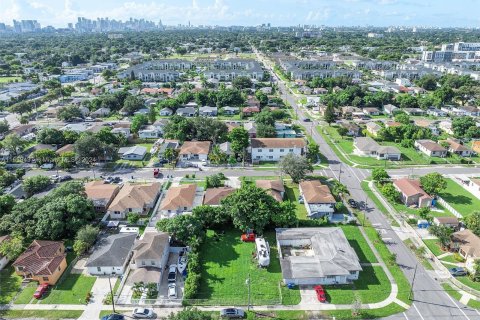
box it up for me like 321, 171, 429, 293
168, 283, 177, 299
132, 307, 155, 319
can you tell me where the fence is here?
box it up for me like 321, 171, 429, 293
55, 256, 79, 286
436, 196, 462, 218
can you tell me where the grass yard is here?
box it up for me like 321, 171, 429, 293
0, 265, 22, 304
440, 254, 459, 264
0, 310, 83, 319
39, 274, 96, 304
442, 283, 462, 301
438, 179, 480, 217
13, 283, 38, 304
468, 299, 480, 309
423, 239, 444, 257
456, 276, 480, 292
361, 180, 399, 227
325, 302, 406, 319
284, 182, 307, 220
180, 178, 206, 189
340, 225, 378, 264
324, 266, 390, 304
195, 229, 300, 306
0, 76, 21, 83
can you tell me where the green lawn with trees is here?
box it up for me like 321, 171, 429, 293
437, 179, 480, 217
0, 266, 22, 304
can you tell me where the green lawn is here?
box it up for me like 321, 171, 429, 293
0, 310, 83, 319
284, 182, 307, 220
340, 225, 378, 264
438, 179, 480, 217
0, 265, 22, 304
195, 229, 300, 305
456, 276, 480, 292
360, 180, 399, 227
39, 274, 96, 304
13, 283, 37, 304
325, 302, 406, 319
423, 239, 444, 256
468, 299, 480, 309
442, 283, 462, 301
440, 254, 459, 264
0, 76, 21, 83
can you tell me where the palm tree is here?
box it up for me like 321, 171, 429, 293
332, 182, 350, 200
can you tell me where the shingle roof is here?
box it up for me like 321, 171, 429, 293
85, 233, 136, 268
160, 184, 197, 211
132, 231, 169, 261
203, 187, 236, 205
251, 138, 306, 149
299, 180, 335, 204
393, 178, 431, 198
85, 181, 120, 208
179, 141, 211, 155
255, 180, 285, 202
13, 240, 65, 276
452, 229, 480, 259
108, 182, 160, 212
416, 139, 446, 152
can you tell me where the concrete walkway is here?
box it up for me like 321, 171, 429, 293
78, 277, 111, 320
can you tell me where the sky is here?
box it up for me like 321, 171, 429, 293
0, 0, 479, 28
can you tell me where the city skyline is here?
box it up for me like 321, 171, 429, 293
0, 0, 479, 28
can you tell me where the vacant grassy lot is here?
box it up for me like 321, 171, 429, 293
456, 276, 480, 292
438, 179, 480, 217
284, 182, 307, 220
39, 274, 96, 304
195, 229, 300, 305
340, 225, 378, 264
0, 266, 22, 304
0, 310, 83, 319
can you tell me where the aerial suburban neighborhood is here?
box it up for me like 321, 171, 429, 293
1, 2, 480, 320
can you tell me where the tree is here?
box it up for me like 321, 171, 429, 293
232, 76, 253, 89
381, 183, 400, 203
73, 225, 99, 256
23, 175, 52, 197
96, 127, 124, 146
324, 103, 336, 125
416, 74, 438, 91
148, 105, 157, 124
74, 134, 115, 164
3, 133, 26, 157
156, 215, 204, 246
127, 212, 140, 224
418, 207, 432, 221
429, 224, 453, 249
0, 120, 9, 135
37, 128, 65, 145
31, 149, 56, 166
208, 145, 228, 164
279, 153, 313, 183
123, 95, 144, 115
0, 194, 15, 218
336, 126, 348, 137
307, 142, 320, 163
470, 260, 480, 282
57, 105, 83, 121
372, 168, 390, 184
228, 127, 249, 162
58, 151, 76, 169
331, 181, 350, 199
163, 147, 178, 168
0, 234, 24, 261
62, 130, 80, 144
394, 113, 410, 125
254, 109, 275, 127
465, 211, 480, 236
192, 205, 230, 229
0, 169, 16, 189
166, 308, 213, 320
420, 173, 447, 196
256, 123, 276, 138
452, 117, 477, 138
15, 168, 26, 179
131, 114, 149, 134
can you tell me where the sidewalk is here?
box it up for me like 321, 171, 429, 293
78, 277, 111, 320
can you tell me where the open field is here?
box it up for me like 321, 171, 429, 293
0, 76, 21, 83
438, 178, 480, 217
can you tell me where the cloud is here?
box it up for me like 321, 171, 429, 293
0, 0, 21, 21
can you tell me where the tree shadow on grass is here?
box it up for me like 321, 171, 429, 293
439, 193, 472, 206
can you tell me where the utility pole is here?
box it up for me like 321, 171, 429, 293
409, 263, 418, 300
338, 163, 342, 184
246, 273, 251, 311
108, 275, 116, 313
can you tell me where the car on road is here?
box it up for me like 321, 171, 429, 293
59, 175, 72, 182
449, 267, 467, 277
33, 283, 49, 299
101, 314, 125, 320
168, 264, 177, 282
132, 307, 155, 318
241, 232, 255, 242
314, 285, 327, 303
168, 283, 177, 299
348, 199, 358, 208
220, 308, 245, 318
50, 174, 60, 182
303, 118, 311, 122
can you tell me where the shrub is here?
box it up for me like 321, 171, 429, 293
453, 252, 465, 262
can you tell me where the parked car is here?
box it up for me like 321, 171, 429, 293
101, 314, 125, 320
241, 232, 255, 242
50, 174, 60, 182
168, 283, 177, 299
132, 307, 155, 319
59, 175, 72, 182
449, 267, 467, 277
33, 283, 49, 299
348, 199, 357, 208
314, 285, 327, 303
220, 308, 245, 318
303, 118, 311, 122
168, 264, 177, 283
298, 195, 304, 204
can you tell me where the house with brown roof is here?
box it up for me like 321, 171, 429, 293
85, 181, 121, 213
433, 217, 460, 230
160, 184, 201, 217
107, 182, 161, 219
11, 124, 36, 137
0, 235, 11, 270
442, 138, 472, 157
472, 141, 480, 154
393, 178, 432, 208
414, 139, 447, 157
340, 122, 362, 137
299, 180, 336, 219
365, 122, 382, 137
255, 180, 285, 202
179, 141, 211, 161
55, 144, 75, 155
12, 240, 67, 285
243, 106, 260, 116
250, 138, 306, 162
131, 230, 170, 270
451, 229, 480, 273
203, 187, 236, 206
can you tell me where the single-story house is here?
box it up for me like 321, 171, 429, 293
176, 107, 196, 117
451, 229, 480, 273
223, 106, 239, 115
385, 121, 402, 128
250, 138, 306, 162
427, 108, 448, 117
365, 122, 382, 137
55, 144, 74, 155
159, 108, 173, 116
199, 106, 218, 117
219, 141, 234, 156
130, 230, 170, 271
276, 227, 362, 285
179, 141, 211, 161
243, 106, 260, 116
363, 107, 381, 116
341, 106, 361, 119
340, 122, 362, 137
107, 182, 161, 219
414, 119, 440, 136
433, 217, 460, 229
0, 236, 11, 270
414, 140, 447, 157
160, 184, 198, 217
393, 178, 432, 208
158, 139, 180, 159
472, 141, 480, 154
138, 125, 162, 139
85, 233, 137, 276
13, 240, 67, 285
354, 137, 401, 160
244, 122, 257, 138
118, 146, 147, 160
203, 187, 236, 206
255, 179, 285, 202
404, 108, 425, 116
85, 180, 121, 213
91, 107, 111, 118
299, 180, 336, 219
439, 120, 454, 135
383, 104, 399, 115
442, 138, 472, 157
11, 124, 36, 137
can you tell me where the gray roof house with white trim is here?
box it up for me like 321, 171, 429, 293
118, 146, 147, 160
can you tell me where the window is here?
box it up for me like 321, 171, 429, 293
58, 266, 61, 271
151, 261, 155, 265
258, 149, 262, 152
280, 149, 284, 152
289, 149, 294, 152
269, 149, 274, 152
142, 261, 146, 266
43, 277, 49, 281
327, 275, 336, 279
17, 266, 24, 271
350, 271, 357, 275
268, 156, 273, 159
97, 267, 101, 272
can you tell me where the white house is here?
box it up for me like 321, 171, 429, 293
159, 108, 173, 116
299, 180, 336, 219
354, 137, 401, 160
250, 138, 306, 162
439, 120, 454, 135
414, 139, 447, 157
118, 146, 147, 160
138, 125, 162, 139
179, 141, 211, 161
199, 106, 218, 117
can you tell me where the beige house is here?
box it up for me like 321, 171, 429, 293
299, 180, 336, 219
179, 141, 211, 161
414, 139, 447, 157
160, 184, 199, 217
255, 179, 285, 202
451, 230, 480, 273
366, 122, 382, 137
203, 187, 236, 206
107, 182, 161, 219
85, 181, 121, 213
131, 231, 170, 270
393, 178, 432, 208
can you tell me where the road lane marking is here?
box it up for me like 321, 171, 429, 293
444, 292, 471, 320
346, 165, 363, 184
413, 303, 426, 320
403, 312, 410, 320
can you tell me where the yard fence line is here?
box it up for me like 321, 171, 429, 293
436, 197, 462, 218
56, 256, 79, 287
114, 266, 131, 305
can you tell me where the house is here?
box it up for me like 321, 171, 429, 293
255, 179, 285, 202
134, 108, 149, 116
365, 122, 382, 137
85, 181, 121, 213
219, 141, 234, 156
354, 137, 401, 160
341, 106, 361, 119
427, 108, 447, 117
439, 120, 454, 135
0, 236, 11, 270
55, 144, 74, 155
433, 217, 460, 229
159, 108, 173, 116
11, 124, 36, 137
199, 106, 218, 117
176, 107, 196, 117
203, 187, 236, 206
138, 125, 162, 139
243, 106, 260, 116
12, 240, 67, 285
158, 139, 180, 159
107, 182, 161, 219
223, 106, 239, 115
247, 96, 260, 108
250, 138, 306, 162
443, 138, 472, 157
472, 141, 480, 154
385, 121, 402, 128
179, 141, 211, 161
244, 122, 257, 138
414, 119, 440, 136
160, 184, 198, 216
118, 146, 147, 160
313, 88, 328, 95
276, 227, 362, 285
85, 233, 136, 276
340, 122, 362, 137
299, 180, 336, 219
404, 108, 425, 116
393, 178, 432, 208
111, 126, 132, 138
451, 229, 480, 273
363, 107, 381, 116
275, 123, 297, 138
130, 231, 170, 270
383, 104, 399, 115
91, 107, 111, 118
414, 139, 447, 157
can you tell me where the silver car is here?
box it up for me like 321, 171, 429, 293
168, 283, 177, 299
220, 308, 245, 318
132, 308, 155, 319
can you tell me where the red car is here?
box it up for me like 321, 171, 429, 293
33, 283, 49, 299
314, 285, 326, 303
241, 233, 256, 242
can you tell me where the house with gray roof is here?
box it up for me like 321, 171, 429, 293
176, 107, 196, 117
199, 106, 218, 117
276, 227, 362, 285
118, 146, 147, 160
354, 137, 401, 160
85, 233, 136, 275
